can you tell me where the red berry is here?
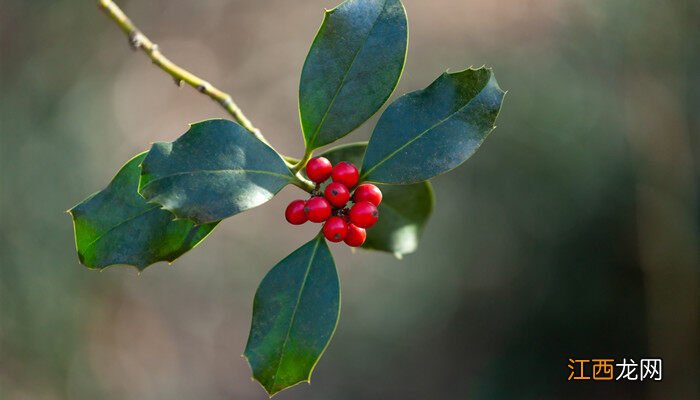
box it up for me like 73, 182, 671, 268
331, 162, 359, 188
304, 197, 332, 223
344, 224, 367, 247
324, 182, 350, 208
353, 183, 383, 206
305, 157, 333, 183
285, 200, 307, 225
323, 216, 348, 243
349, 201, 379, 228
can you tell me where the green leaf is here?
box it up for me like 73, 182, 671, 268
321, 143, 434, 256
244, 235, 340, 396
68, 153, 217, 271
363, 183, 434, 256
300, 0, 408, 149
139, 119, 294, 225
361, 67, 506, 184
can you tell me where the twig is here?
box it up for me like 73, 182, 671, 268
98, 0, 267, 145
98, 0, 314, 191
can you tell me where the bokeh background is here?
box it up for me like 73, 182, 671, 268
1, 0, 698, 399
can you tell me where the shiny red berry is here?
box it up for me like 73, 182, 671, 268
285, 200, 307, 225
305, 157, 333, 183
353, 183, 383, 206
344, 223, 367, 247
331, 162, 359, 188
324, 182, 350, 208
304, 197, 332, 223
323, 216, 348, 243
349, 201, 379, 228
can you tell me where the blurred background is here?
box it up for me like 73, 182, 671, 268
1, 0, 698, 399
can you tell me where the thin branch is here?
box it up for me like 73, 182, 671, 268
98, 0, 315, 192
98, 0, 268, 145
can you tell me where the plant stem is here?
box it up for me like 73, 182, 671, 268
293, 149, 314, 172
97, 0, 269, 145
99, 0, 311, 190
283, 155, 301, 164
291, 172, 316, 192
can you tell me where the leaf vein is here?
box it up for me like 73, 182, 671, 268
141, 169, 292, 192
83, 205, 161, 252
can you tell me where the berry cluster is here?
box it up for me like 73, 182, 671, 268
285, 157, 383, 247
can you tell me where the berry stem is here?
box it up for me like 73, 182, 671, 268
290, 170, 316, 193
292, 148, 314, 173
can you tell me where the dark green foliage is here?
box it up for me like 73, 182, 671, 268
300, 0, 407, 149
244, 236, 340, 396
69, 153, 217, 270
139, 119, 293, 224
361, 68, 505, 184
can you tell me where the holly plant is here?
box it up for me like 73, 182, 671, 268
72, 0, 505, 396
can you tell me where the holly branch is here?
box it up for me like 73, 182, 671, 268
97, 0, 305, 162
98, 0, 315, 190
